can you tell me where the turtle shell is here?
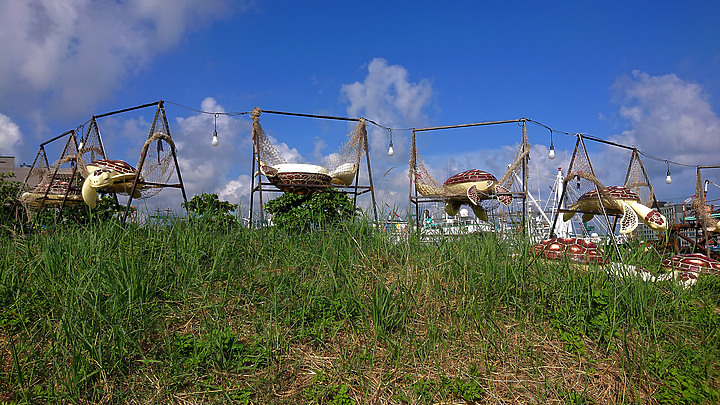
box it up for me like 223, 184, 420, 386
88, 159, 138, 176
262, 163, 332, 195
577, 186, 641, 203
443, 169, 497, 186
661, 253, 720, 282
530, 237, 607, 265
21, 180, 83, 208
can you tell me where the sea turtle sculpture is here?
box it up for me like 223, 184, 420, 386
562, 186, 667, 234
82, 159, 142, 208
660, 253, 720, 286
440, 169, 512, 221
260, 163, 332, 195
529, 237, 607, 266
21, 179, 83, 209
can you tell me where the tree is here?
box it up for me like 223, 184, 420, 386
182, 193, 238, 228
264, 189, 357, 232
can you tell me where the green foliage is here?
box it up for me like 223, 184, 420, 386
2, 219, 720, 403
365, 283, 413, 338
170, 328, 269, 371
182, 192, 238, 228
304, 371, 354, 404
264, 189, 357, 232
0, 172, 21, 234
650, 351, 720, 404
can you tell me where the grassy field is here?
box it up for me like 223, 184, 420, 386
1, 219, 719, 404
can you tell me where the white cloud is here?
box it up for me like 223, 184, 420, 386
339, 58, 434, 212
341, 58, 433, 157
0, 114, 23, 156
608, 70, 720, 200
217, 175, 252, 207
611, 70, 720, 166
0, 0, 237, 116
173, 98, 251, 198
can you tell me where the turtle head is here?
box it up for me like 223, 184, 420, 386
88, 169, 113, 189
81, 169, 112, 209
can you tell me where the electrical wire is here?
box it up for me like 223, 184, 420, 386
159, 100, 712, 169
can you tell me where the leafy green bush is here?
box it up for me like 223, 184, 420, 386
264, 189, 357, 232
0, 172, 21, 234
182, 193, 238, 228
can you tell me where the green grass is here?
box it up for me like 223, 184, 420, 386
1, 219, 719, 403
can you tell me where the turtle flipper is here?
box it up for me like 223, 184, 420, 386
626, 200, 667, 232
563, 210, 576, 222
495, 185, 512, 206
619, 201, 639, 234
467, 185, 482, 205
444, 200, 461, 217
471, 204, 488, 222
81, 177, 98, 209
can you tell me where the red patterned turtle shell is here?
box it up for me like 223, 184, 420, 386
530, 237, 607, 265
262, 166, 332, 195
28, 180, 80, 196
577, 186, 640, 202
443, 169, 497, 186
88, 159, 137, 175
661, 254, 720, 282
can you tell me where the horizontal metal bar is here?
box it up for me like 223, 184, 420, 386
94, 101, 160, 119
261, 109, 360, 122
413, 119, 524, 132
39, 129, 75, 147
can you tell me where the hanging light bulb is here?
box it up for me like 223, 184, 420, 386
665, 160, 672, 184
387, 129, 394, 156
548, 129, 556, 160
211, 113, 219, 147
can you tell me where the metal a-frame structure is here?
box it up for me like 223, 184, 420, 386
249, 108, 378, 228
548, 134, 659, 260
408, 119, 530, 238
18, 129, 85, 221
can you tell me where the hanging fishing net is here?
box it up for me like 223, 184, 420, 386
692, 171, 719, 233
251, 107, 368, 194
134, 111, 177, 199
408, 122, 528, 223
623, 150, 654, 207
560, 138, 666, 235
19, 131, 84, 211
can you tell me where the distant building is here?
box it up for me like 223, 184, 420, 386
0, 156, 32, 183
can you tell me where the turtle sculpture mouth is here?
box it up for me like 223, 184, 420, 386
261, 163, 332, 195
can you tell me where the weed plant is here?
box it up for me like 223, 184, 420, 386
0, 218, 718, 403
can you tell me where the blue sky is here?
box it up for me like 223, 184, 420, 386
1, 0, 719, 215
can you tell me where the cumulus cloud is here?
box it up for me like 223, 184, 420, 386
0, 114, 23, 156
173, 98, 251, 199
610, 70, 720, 200
611, 70, 720, 166
341, 58, 433, 157
340, 58, 434, 211
0, 0, 237, 117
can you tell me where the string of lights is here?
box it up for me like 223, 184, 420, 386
161, 100, 708, 169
